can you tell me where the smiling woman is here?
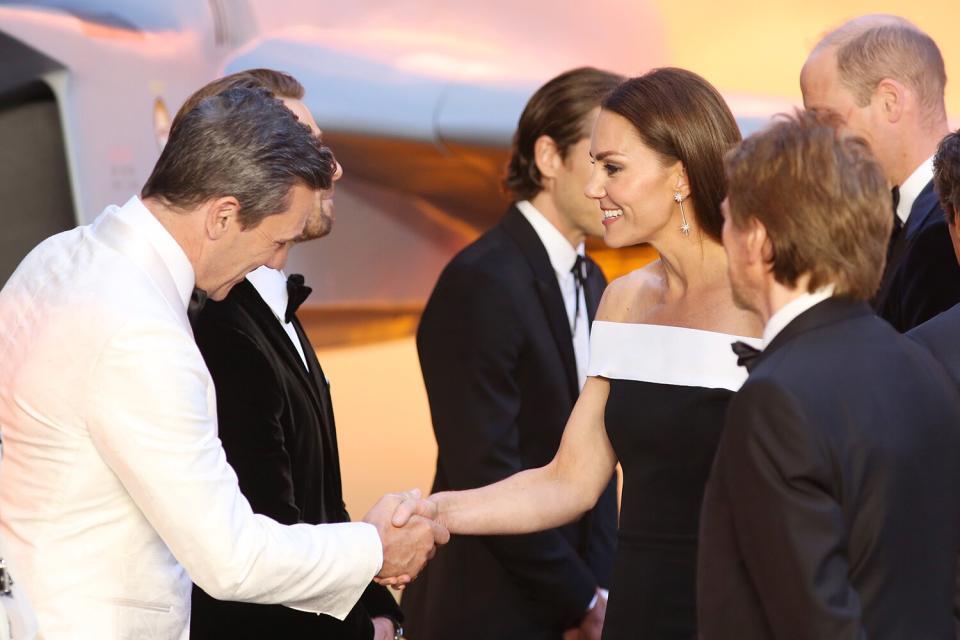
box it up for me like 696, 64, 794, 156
410, 67, 763, 640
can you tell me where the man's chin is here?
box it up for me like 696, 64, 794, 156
297, 218, 333, 243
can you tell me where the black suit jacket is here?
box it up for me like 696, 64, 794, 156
189, 278, 401, 639
909, 303, 960, 639
910, 302, 960, 390
401, 206, 618, 640
698, 297, 960, 639
873, 180, 960, 331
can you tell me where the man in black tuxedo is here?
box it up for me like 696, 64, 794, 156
800, 14, 960, 331
184, 71, 404, 640
401, 67, 623, 640
698, 110, 960, 638
910, 129, 960, 389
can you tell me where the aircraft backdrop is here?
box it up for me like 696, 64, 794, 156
3, 0, 958, 513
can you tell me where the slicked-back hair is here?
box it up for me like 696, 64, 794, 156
603, 67, 741, 242
172, 68, 305, 128
934, 130, 960, 225
141, 87, 336, 229
725, 109, 891, 300
816, 15, 946, 121
504, 66, 624, 201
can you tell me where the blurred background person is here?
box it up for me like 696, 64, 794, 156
909, 129, 960, 387
800, 14, 960, 331
179, 70, 403, 640
401, 67, 623, 640
699, 109, 960, 639
397, 67, 762, 640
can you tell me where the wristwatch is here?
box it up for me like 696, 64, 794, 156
384, 616, 404, 640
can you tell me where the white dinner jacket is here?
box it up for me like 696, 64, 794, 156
0, 198, 381, 639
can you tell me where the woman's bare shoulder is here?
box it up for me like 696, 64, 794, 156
596, 261, 663, 323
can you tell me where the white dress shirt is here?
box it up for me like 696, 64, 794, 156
246, 266, 308, 369
762, 285, 836, 348
516, 200, 590, 390
896, 156, 934, 227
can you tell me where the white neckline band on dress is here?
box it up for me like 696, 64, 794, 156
587, 320, 762, 392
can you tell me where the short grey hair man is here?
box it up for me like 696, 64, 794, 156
800, 14, 960, 331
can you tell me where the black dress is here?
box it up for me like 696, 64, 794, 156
587, 321, 758, 640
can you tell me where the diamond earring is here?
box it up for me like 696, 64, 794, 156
674, 191, 690, 236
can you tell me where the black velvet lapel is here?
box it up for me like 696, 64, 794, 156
500, 206, 580, 399
230, 281, 322, 408
291, 315, 345, 516
230, 279, 345, 520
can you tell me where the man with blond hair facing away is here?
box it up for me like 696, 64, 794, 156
697, 110, 960, 639
800, 14, 960, 331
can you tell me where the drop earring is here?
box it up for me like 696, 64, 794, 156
674, 190, 690, 236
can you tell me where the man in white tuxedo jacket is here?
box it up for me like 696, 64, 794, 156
0, 86, 445, 639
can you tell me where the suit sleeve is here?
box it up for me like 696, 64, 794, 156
359, 582, 403, 622
193, 319, 301, 525
582, 261, 618, 588
582, 475, 617, 589
720, 379, 866, 639
418, 264, 597, 627
895, 217, 960, 331
83, 318, 381, 619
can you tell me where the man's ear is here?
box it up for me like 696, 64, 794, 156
745, 216, 772, 266
874, 77, 906, 124
204, 196, 241, 240
533, 134, 562, 183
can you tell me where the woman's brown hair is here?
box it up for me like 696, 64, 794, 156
602, 67, 741, 242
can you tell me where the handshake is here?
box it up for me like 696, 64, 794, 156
362, 489, 448, 589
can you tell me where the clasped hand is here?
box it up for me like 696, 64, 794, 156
362, 489, 448, 590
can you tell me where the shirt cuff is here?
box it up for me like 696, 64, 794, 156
587, 588, 609, 612
357, 521, 384, 575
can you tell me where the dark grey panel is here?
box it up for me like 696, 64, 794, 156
0, 32, 62, 96
0, 82, 75, 287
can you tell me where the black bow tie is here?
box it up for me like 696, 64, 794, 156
731, 340, 762, 373
187, 287, 208, 322
286, 273, 312, 323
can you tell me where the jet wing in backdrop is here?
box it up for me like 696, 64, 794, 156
0, 0, 790, 344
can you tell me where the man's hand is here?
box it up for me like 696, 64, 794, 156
372, 616, 396, 640
562, 588, 607, 640
363, 490, 449, 590
577, 588, 607, 640
391, 491, 445, 528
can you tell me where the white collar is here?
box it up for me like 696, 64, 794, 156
896, 156, 934, 226
762, 285, 836, 348
246, 266, 290, 323
516, 200, 585, 277
114, 195, 195, 308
